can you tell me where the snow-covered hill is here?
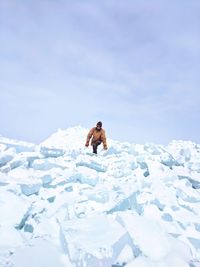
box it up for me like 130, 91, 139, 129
0, 126, 200, 267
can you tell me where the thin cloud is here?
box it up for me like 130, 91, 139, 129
0, 0, 199, 144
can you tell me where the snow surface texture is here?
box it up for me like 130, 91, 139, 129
0, 126, 200, 267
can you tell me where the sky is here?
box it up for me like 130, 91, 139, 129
0, 0, 200, 145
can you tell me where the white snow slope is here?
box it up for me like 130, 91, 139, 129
0, 126, 200, 267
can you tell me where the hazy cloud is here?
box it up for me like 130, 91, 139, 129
0, 0, 200, 144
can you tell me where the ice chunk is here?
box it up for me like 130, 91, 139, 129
126, 255, 190, 267
0, 190, 29, 225
1, 152, 43, 172
20, 183, 41, 196
162, 213, 173, 222
180, 148, 191, 161
119, 213, 192, 265
0, 181, 9, 187
15, 206, 32, 230
0, 152, 14, 168
31, 158, 64, 170
119, 213, 171, 261
187, 161, 200, 173
104, 145, 123, 155
188, 237, 200, 250
163, 238, 192, 267
138, 161, 148, 170
130, 160, 138, 170
0, 136, 35, 153
0, 225, 24, 249
176, 187, 199, 203
9, 156, 28, 170
87, 191, 109, 203
0, 164, 11, 173
107, 191, 143, 215
0, 190, 29, 249
19, 151, 44, 167
178, 175, 200, 189
24, 224, 34, 233
114, 244, 134, 266
11, 238, 73, 267
64, 185, 73, 192
47, 196, 56, 203
194, 223, 200, 232
0, 173, 10, 185
61, 214, 126, 265
166, 140, 200, 167
112, 264, 126, 267
71, 166, 99, 186
151, 199, 165, 211
40, 146, 65, 157
160, 152, 181, 168
126, 256, 154, 267
143, 170, 150, 177
76, 155, 107, 172
144, 143, 162, 155
0, 143, 7, 152
39, 174, 53, 185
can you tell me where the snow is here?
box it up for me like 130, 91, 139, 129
10, 238, 73, 267
0, 136, 35, 153
0, 126, 200, 266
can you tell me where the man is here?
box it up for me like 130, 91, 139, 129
85, 121, 108, 154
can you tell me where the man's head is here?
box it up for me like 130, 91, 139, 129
96, 121, 102, 131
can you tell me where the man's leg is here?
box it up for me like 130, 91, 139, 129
93, 144, 97, 154
93, 141, 101, 154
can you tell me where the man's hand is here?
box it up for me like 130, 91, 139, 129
103, 147, 108, 150
85, 143, 89, 147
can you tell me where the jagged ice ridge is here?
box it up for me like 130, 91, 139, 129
0, 126, 200, 267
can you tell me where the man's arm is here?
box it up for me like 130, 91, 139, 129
101, 130, 108, 150
85, 128, 95, 147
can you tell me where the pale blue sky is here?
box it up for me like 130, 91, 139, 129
0, 0, 200, 145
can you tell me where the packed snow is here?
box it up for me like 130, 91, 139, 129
0, 126, 200, 267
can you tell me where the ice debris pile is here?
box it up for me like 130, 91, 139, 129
0, 126, 200, 267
